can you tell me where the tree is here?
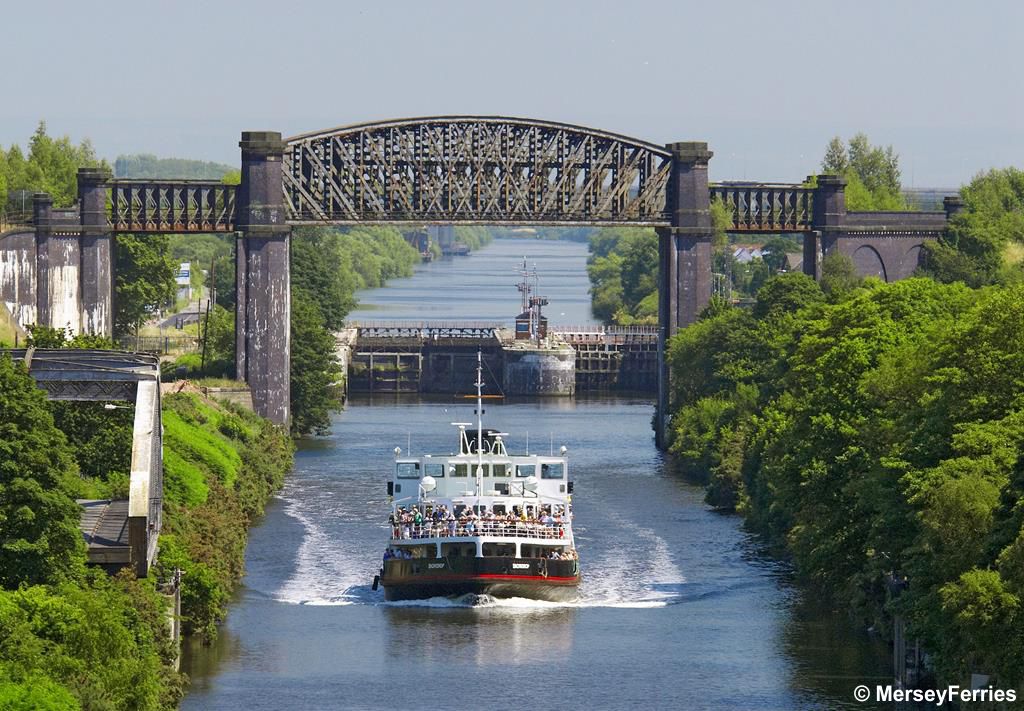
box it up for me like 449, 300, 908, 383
113, 234, 177, 337
820, 133, 906, 211
1, 121, 107, 210
289, 292, 342, 436
752, 272, 823, 320
0, 355, 84, 588
198, 304, 235, 377
924, 168, 1024, 287
819, 252, 862, 296
822, 137, 848, 175
585, 227, 659, 325
761, 236, 799, 275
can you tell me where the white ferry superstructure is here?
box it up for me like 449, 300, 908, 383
375, 357, 580, 602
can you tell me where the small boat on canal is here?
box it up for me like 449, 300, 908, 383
374, 354, 580, 602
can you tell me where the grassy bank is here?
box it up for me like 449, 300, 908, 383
0, 358, 292, 708
156, 391, 294, 639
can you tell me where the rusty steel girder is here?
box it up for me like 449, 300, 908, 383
109, 180, 236, 233
282, 116, 674, 226
709, 182, 815, 233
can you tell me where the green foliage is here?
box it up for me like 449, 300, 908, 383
0, 572, 182, 709
167, 234, 232, 282
1, 121, 108, 213
24, 325, 116, 351
819, 252, 862, 297
290, 291, 343, 436
49, 402, 132, 483
162, 410, 241, 488
666, 274, 1024, 685
0, 303, 23, 348
291, 227, 358, 330
198, 304, 235, 378
290, 225, 421, 331
114, 154, 236, 180
821, 133, 907, 211
157, 393, 293, 639
0, 355, 84, 588
586, 227, 658, 324
161, 449, 209, 507
113, 234, 177, 337
924, 168, 1024, 287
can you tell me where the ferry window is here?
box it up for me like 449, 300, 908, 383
396, 462, 420, 479
541, 463, 564, 480
452, 464, 469, 477
515, 464, 535, 478
479, 464, 490, 477
425, 463, 445, 478
482, 543, 515, 557
492, 505, 506, 515
492, 463, 509, 477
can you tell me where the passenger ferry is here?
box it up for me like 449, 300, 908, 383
374, 355, 580, 602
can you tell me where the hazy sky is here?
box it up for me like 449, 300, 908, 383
2, 0, 1020, 187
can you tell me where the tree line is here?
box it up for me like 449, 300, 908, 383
0, 338, 294, 707
585, 134, 915, 324
665, 161, 1024, 687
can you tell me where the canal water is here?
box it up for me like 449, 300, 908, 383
182, 238, 891, 710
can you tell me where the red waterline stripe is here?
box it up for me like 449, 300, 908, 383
386, 574, 578, 584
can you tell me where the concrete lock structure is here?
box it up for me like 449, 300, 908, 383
0, 117, 961, 442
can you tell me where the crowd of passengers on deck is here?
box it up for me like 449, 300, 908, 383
382, 546, 577, 561
389, 504, 569, 540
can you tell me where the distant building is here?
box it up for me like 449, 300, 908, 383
176, 263, 191, 302
732, 246, 764, 264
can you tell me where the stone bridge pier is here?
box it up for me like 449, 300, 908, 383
234, 132, 291, 426
655, 141, 715, 449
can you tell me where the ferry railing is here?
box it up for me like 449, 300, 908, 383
390, 520, 569, 541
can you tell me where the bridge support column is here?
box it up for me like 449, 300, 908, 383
236, 132, 291, 427
77, 168, 113, 337
656, 142, 714, 449
806, 175, 847, 280
33, 193, 82, 334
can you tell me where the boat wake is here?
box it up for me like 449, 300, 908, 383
274, 487, 376, 606
273, 481, 687, 610
382, 593, 668, 610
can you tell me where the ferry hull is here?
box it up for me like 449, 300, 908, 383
380, 557, 579, 602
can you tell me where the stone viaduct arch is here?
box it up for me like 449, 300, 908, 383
0, 116, 962, 445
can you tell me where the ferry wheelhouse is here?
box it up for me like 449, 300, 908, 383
375, 360, 580, 602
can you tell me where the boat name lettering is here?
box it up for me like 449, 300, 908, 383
512, 563, 530, 570
428, 563, 445, 569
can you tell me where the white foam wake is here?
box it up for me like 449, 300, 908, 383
382, 594, 668, 610
274, 483, 376, 606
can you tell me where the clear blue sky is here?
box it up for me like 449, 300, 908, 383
2, 0, 1020, 187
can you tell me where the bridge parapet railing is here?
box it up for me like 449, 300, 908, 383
350, 321, 503, 339
842, 210, 948, 231
710, 182, 814, 233
553, 324, 659, 345
108, 180, 236, 233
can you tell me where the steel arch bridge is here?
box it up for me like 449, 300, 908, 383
281, 116, 674, 226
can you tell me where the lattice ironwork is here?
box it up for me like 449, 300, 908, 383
710, 183, 814, 233
283, 117, 673, 225
109, 181, 236, 233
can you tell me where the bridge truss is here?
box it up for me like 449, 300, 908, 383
282, 117, 674, 226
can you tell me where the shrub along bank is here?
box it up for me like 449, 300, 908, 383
667, 273, 1024, 688
0, 352, 292, 708
156, 392, 293, 640
0, 355, 183, 709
